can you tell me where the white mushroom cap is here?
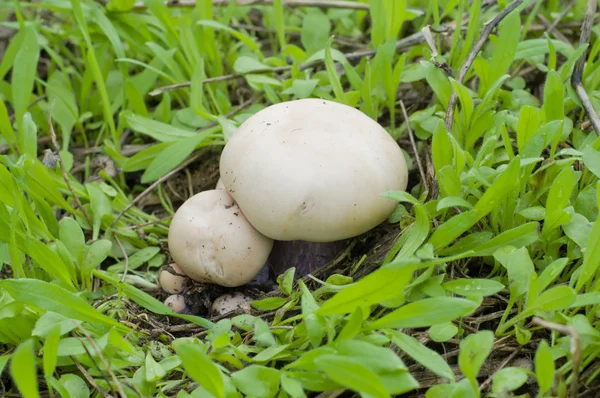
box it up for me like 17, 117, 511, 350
215, 178, 225, 190
167, 189, 274, 287
219, 99, 408, 242
164, 294, 187, 313
211, 292, 252, 316
159, 263, 187, 294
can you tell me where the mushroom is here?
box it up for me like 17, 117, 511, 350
218, 99, 408, 278
219, 98, 408, 242
164, 294, 189, 313
167, 189, 274, 287
211, 292, 252, 316
159, 263, 187, 294
215, 177, 225, 190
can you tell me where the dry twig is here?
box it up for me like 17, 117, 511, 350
75, 323, 128, 398
48, 100, 93, 227
115, 235, 130, 283
109, 151, 205, 229
71, 357, 113, 398
131, 0, 369, 11
571, 0, 600, 136
150, 32, 427, 96
532, 317, 582, 397
445, 0, 524, 132
400, 100, 428, 193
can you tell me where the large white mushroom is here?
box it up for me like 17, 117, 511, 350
219, 98, 408, 243
167, 189, 274, 287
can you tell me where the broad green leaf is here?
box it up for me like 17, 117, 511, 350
538, 258, 569, 293
0, 279, 123, 329
301, 10, 331, 54
422, 61, 452, 108
369, 297, 478, 329
535, 340, 554, 394
494, 247, 535, 297
325, 37, 345, 104
316, 263, 416, 316
458, 331, 494, 391
473, 222, 539, 256
488, 10, 520, 84
86, 182, 113, 240
59, 217, 86, 262
231, 365, 280, 398
314, 355, 390, 398
174, 342, 224, 398
517, 106, 540, 152
427, 210, 480, 250
43, 325, 61, 378
576, 213, 600, 290
24, 239, 73, 287
528, 285, 576, 312
442, 278, 504, 296
542, 70, 564, 122
122, 111, 197, 142
12, 26, 39, 136
429, 322, 458, 342
583, 146, 600, 179
491, 367, 528, 393
390, 331, 454, 381
10, 339, 39, 398
142, 130, 216, 183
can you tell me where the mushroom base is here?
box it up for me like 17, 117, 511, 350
266, 239, 348, 280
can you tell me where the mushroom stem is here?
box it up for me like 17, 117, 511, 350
267, 239, 348, 279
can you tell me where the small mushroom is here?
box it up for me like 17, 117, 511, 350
164, 294, 189, 313
211, 292, 252, 316
168, 189, 274, 287
219, 98, 408, 242
159, 263, 187, 294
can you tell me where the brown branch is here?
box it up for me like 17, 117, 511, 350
71, 357, 112, 398
444, 0, 524, 133
479, 346, 523, 392
109, 151, 205, 229
400, 100, 428, 193
150, 31, 427, 96
115, 236, 129, 284
131, 0, 369, 11
571, 0, 600, 136
76, 324, 127, 398
48, 100, 94, 227
532, 317, 582, 397
544, 0, 577, 41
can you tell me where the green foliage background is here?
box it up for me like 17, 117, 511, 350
0, 0, 599, 397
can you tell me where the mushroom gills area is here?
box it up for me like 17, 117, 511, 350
266, 239, 348, 279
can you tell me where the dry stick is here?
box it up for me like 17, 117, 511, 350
545, 0, 577, 38
48, 100, 94, 227
532, 317, 582, 397
132, 0, 369, 11
400, 100, 428, 192
109, 151, 205, 229
115, 235, 130, 283
71, 357, 113, 398
150, 31, 427, 96
571, 0, 600, 136
75, 324, 127, 398
444, 0, 524, 132
479, 346, 523, 392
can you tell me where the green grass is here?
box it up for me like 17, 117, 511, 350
0, 0, 599, 397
